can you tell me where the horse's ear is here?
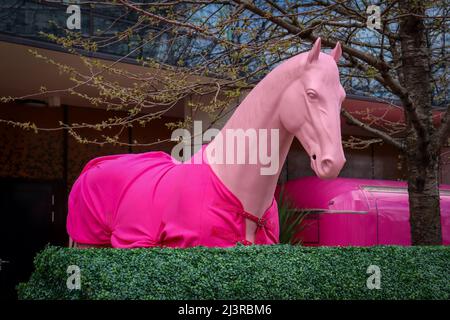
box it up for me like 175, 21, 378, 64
307, 38, 321, 64
330, 42, 342, 62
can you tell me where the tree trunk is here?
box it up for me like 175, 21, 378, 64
405, 144, 442, 245
399, 1, 442, 245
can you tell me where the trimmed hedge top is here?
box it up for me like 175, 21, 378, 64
18, 245, 449, 300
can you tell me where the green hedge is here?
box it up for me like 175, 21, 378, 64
18, 245, 449, 300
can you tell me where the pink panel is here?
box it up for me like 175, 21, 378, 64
440, 195, 450, 245
280, 177, 450, 247
296, 216, 319, 244
318, 213, 377, 246
375, 193, 411, 245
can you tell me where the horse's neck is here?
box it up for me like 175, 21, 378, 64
206, 75, 294, 217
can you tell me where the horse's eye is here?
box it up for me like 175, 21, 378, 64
306, 90, 317, 99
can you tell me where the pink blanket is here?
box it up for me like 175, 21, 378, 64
67, 146, 279, 248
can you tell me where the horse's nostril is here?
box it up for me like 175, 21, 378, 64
312, 154, 317, 160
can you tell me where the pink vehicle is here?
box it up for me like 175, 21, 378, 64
281, 177, 450, 246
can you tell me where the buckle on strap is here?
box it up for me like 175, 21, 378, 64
239, 210, 267, 228
256, 217, 267, 228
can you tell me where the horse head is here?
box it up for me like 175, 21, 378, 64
278, 38, 346, 179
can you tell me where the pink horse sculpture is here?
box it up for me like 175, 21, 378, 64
67, 38, 346, 248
